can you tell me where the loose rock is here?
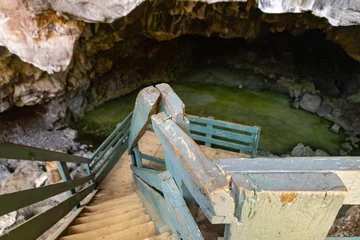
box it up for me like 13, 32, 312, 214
331, 124, 341, 134
299, 94, 322, 113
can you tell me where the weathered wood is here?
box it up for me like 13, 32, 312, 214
128, 86, 160, 152
188, 115, 260, 157
155, 83, 189, 134
134, 145, 143, 168
91, 122, 130, 169
0, 184, 95, 240
191, 135, 252, 153
133, 175, 179, 237
91, 112, 132, 162
190, 124, 255, 144
151, 112, 235, 224
224, 172, 347, 240
216, 157, 360, 204
205, 116, 214, 147
131, 165, 163, 191
0, 174, 94, 216
57, 161, 77, 198
0, 142, 90, 164
160, 171, 204, 240
187, 115, 259, 134
94, 139, 129, 185
141, 153, 166, 166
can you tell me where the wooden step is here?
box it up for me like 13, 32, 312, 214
61, 215, 151, 240
69, 208, 148, 234
91, 190, 137, 203
143, 232, 173, 240
91, 221, 157, 240
84, 197, 141, 212
74, 204, 146, 224
81, 200, 143, 216
87, 193, 138, 207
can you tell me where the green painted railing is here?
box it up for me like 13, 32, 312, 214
0, 112, 132, 240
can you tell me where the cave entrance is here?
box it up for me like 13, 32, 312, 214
85, 30, 360, 157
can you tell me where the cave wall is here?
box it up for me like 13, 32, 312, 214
0, 0, 360, 128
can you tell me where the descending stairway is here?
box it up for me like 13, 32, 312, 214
60, 151, 172, 240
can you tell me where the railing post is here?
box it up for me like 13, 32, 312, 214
205, 116, 214, 147
56, 161, 80, 210
134, 145, 143, 168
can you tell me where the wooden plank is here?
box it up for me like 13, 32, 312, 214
91, 123, 130, 169
187, 115, 258, 134
151, 112, 235, 224
0, 184, 95, 240
155, 83, 189, 134
160, 171, 203, 240
94, 139, 128, 185
91, 112, 132, 161
128, 86, 160, 152
141, 153, 166, 166
205, 116, 214, 147
191, 134, 253, 153
92, 133, 128, 173
57, 161, 77, 199
0, 174, 94, 216
131, 165, 163, 191
252, 127, 261, 157
190, 124, 254, 144
133, 175, 179, 237
224, 173, 347, 240
134, 145, 143, 168
216, 157, 360, 204
0, 142, 90, 164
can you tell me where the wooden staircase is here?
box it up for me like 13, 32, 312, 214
60, 152, 172, 240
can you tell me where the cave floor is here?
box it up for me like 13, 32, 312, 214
73, 81, 344, 156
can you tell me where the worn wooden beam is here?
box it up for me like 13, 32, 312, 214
133, 175, 179, 237
131, 165, 163, 191
128, 86, 160, 153
160, 171, 204, 240
0, 184, 95, 240
0, 174, 94, 216
151, 112, 235, 224
0, 142, 90, 164
155, 83, 190, 134
216, 157, 360, 204
224, 172, 347, 240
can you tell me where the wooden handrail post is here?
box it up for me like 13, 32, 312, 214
56, 161, 80, 210
205, 116, 214, 147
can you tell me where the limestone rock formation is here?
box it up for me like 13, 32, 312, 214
0, 0, 83, 73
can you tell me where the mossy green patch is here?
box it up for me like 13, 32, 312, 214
73, 83, 344, 155
172, 83, 344, 155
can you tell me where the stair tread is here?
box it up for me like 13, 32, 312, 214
69, 208, 149, 234
81, 200, 143, 216
74, 205, 146, 224
91, 221, 157, 240
61, 215, 152, 240
88, 193, 139, 207
143, 232, 173, 240
85, 198, 141, 212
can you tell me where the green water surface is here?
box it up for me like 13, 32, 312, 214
72, 83, 344, 155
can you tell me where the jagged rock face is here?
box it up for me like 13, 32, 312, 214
0, 0, 360, 119
0, 0, 83, 73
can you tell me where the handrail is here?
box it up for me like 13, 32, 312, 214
0, 142, 90, 164
0, 184, 95, 240
0, 173, 94, 216
0, 112, 133, 239
90, 112, 133, 166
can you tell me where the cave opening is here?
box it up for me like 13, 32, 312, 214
78, 29, 360, 157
